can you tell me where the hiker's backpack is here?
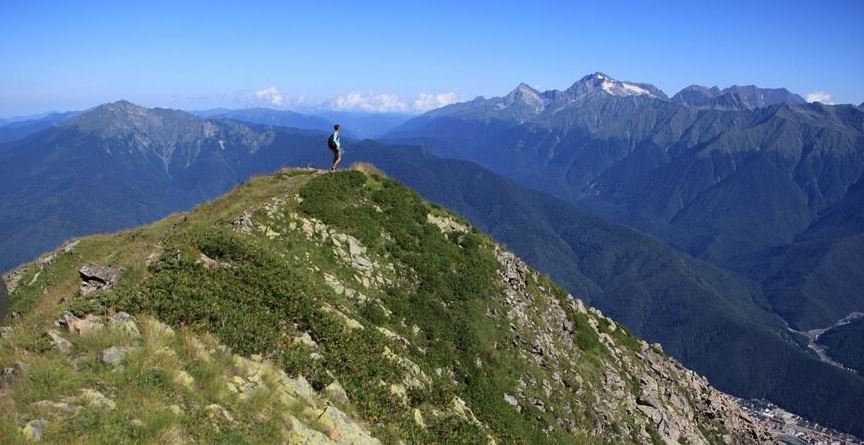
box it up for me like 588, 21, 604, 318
327, 133, 338, 150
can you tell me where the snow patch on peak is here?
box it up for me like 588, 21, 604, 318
621, 82, 652, 96
600, 79, 654, 98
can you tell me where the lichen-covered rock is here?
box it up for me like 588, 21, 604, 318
79, 264, 122, 295
232, 211, 254, 234
108, 311, 140, 337
491, 246, 775, 444
100, 346, 135, 366
20, 419, 47, 442
324, 380, 350, 406
46, 329, 73, 354
78, 388, 116, 410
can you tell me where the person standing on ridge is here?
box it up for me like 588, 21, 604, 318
327, 124, 343, 171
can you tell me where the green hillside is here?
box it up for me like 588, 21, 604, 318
0, 167, 771, 444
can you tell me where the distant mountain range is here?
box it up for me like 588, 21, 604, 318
387, 72, 864, 332
0, 111, 79, 144
192, 108, 411, 138
193, 107, 334, 131
671, 84, 806, 110
1, 106, 411, 146
2, 97, 864, 436
0, 101, 331, 273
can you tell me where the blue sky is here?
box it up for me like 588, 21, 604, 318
1, 0, 863, 117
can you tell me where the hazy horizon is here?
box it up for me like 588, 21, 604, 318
2, 0, 863, 118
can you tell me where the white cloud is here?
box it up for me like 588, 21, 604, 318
414, 92, 459, 112
331, 91, 459, 113
255, 86, 285, 108
331, 92, 409, 113
806, 91, 834, 104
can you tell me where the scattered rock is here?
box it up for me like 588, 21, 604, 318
146, 318, 175, 337
205, 404, 234, 422
315, 403, 381, 444
232, 211, 254, 234
19, 419, 46, 441
503, 393, 521, 412
79, 264, 122, 295
292, 332, 318, 349
100, 346, 133, 366
46, 330, 73, 354
168, 404, 184, 416
427, 213, 469, 234
32, 400, 80, 415
414, 408, 426, 428
324, 380, 350, 405
109, 312, 140, 337
61, 240, 80, 254
451, 397, 481, 425
79, 388, 116, 410
197, 252, 230, 269
0, 326, 11, 339
319, 304, 364, 331
285, 414, 335, 444
173, 370, 195, 390
324, 273, 346, 295
389, 383, 408, 405
4, 267, 24, 295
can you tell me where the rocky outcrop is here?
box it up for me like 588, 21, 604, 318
493, 247, 775, 444
5, 311, 381, 444
79, 263, 122, 295
0, 168, 785, 444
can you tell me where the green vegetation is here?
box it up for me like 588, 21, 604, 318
0, 313, 353, 444
350, 145, 864, 438
0, 168, 766, 444
816, 317, 864, 374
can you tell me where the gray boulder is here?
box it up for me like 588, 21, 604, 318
79, 264, 122, 295
100, 346, 134, 366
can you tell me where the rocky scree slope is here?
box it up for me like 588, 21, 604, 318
0, 167, 773, 444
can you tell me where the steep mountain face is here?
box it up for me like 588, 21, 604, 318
0, 101, 331, 273
671, 85, 806, 110
346, 144, 864, 438
0, 168, 773, 443
387, 76, 864, 330
2, 103, 861, 436
816, 317, 864, 373
419, 73, 668, 125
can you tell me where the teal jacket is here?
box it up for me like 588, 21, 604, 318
330, 130, 341, 149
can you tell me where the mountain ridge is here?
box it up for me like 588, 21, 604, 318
3, 101, 863, 437
386, 79, 864, 330
671, 84, 806, 110
0, 167, 774, 443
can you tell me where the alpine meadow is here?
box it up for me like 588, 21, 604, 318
2, 1, 864, 444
